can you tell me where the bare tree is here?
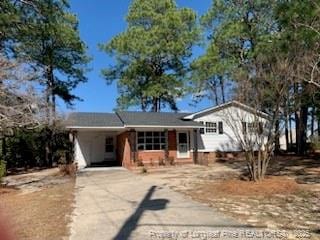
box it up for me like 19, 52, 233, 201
217, 103, 272, 181
291, 1, 320, 89
0, 55, 44, 133
219, 51, 292, 181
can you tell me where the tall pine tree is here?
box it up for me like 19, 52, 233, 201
100, 0, 199, 112
16, 0, 89, 124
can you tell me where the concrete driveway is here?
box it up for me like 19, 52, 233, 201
70, 168, 251, 240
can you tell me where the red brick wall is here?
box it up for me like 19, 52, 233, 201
136, 130, 193, 166
137, 151, 165, 166
116, 132, 132, 168
197, 152, 217, 165
117, 130, 194, 168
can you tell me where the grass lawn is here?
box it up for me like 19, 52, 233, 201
143, 155, 320, 239
0, 169, 75, 240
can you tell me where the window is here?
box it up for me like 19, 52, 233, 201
243, 122, 263, 134
247, 122, 255, 133
200, 121, 223, 135
105, 137, 114, 152
137, 131, 166, 151
206, 122, 217, 133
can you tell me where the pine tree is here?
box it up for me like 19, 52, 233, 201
16, 0, 89, 124
100, 0, 199, 112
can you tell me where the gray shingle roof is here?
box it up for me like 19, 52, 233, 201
66, 112, 124, 127
116, 111, 202, 127
65, 111, 202, 128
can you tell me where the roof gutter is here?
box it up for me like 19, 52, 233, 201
123, 125, 202, 129
65, 126, 126, 130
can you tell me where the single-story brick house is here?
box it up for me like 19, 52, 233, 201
65, 101, 270, 169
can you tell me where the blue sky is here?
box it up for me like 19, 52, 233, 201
61, 0, 213, 114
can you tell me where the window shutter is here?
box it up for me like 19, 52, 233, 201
199, 121, 205, 134
242, 122, 247, 134
218, 122, 223, 134
258, 122, 263, 134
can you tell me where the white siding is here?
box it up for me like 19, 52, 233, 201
74, 131, 118, 168
193, 106, 267, 152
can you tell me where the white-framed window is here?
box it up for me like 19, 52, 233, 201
137, 131, 166, 151
200, 121, 223, 135
242, 122, 264, 134
206, 122, 217, 133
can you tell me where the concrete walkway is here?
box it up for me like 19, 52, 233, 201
69, 168, 252, 240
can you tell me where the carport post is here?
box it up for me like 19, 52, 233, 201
193, 129, 198, 164
129, 129, 137, 163
164, 129, 169, 163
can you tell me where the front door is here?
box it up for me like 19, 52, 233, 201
177, 131, 189, 158
105, 136, 115, 161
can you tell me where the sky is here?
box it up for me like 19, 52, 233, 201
60, 0, 213, 114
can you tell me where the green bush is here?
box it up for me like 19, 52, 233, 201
0, 160, 6, 182
4, 127, 73, 170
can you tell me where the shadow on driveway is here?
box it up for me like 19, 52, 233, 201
113, 185, 169, 240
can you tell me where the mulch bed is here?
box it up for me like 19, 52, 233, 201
206, 176, 301, 196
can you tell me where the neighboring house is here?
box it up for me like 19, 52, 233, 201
65, 101, 269, 169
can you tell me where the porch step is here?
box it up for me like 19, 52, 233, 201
90, 161, 120, 167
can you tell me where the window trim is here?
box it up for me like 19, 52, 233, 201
136, 131, 167, 151
205, 122, 218, 134
243, 121, 264, 134
177, 131, 190, 158
199, 121, 223, 135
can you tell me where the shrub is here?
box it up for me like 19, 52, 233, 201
158, 158, 165, 166
59, 163, 77, 177
137, 159, 144, 167
141, 167, 148, 174
0, 160, 6, 182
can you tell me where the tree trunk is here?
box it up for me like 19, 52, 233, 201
245, 149, 271, 182
52, 92, 56, 125
219, 76, 226, 103
289, 113, 293, 149
141, 96, 147, 112
158, 98, 161, 112
284, 108, 289, 151
209, 79, 219, 105
311, 106, 315, 136
213, 82, 218, 105
295, 110, 301, 154
275, 119, 280, 153
300, 105, 308, 154
318, 113, 320, 137
152, 97, 158, 112
45, 65, 54, 167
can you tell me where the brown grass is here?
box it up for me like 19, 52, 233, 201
0, 178, 75, 240
200, 176, 301, 197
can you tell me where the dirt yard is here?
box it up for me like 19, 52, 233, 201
143, 156, 320, 239
0, 168, 75, 240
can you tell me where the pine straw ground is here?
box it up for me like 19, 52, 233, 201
0, 170, 75, 240
144, 155, 320, 239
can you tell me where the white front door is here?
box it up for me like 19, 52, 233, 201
177, 131, 189, 158
104, 136, 115, 161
